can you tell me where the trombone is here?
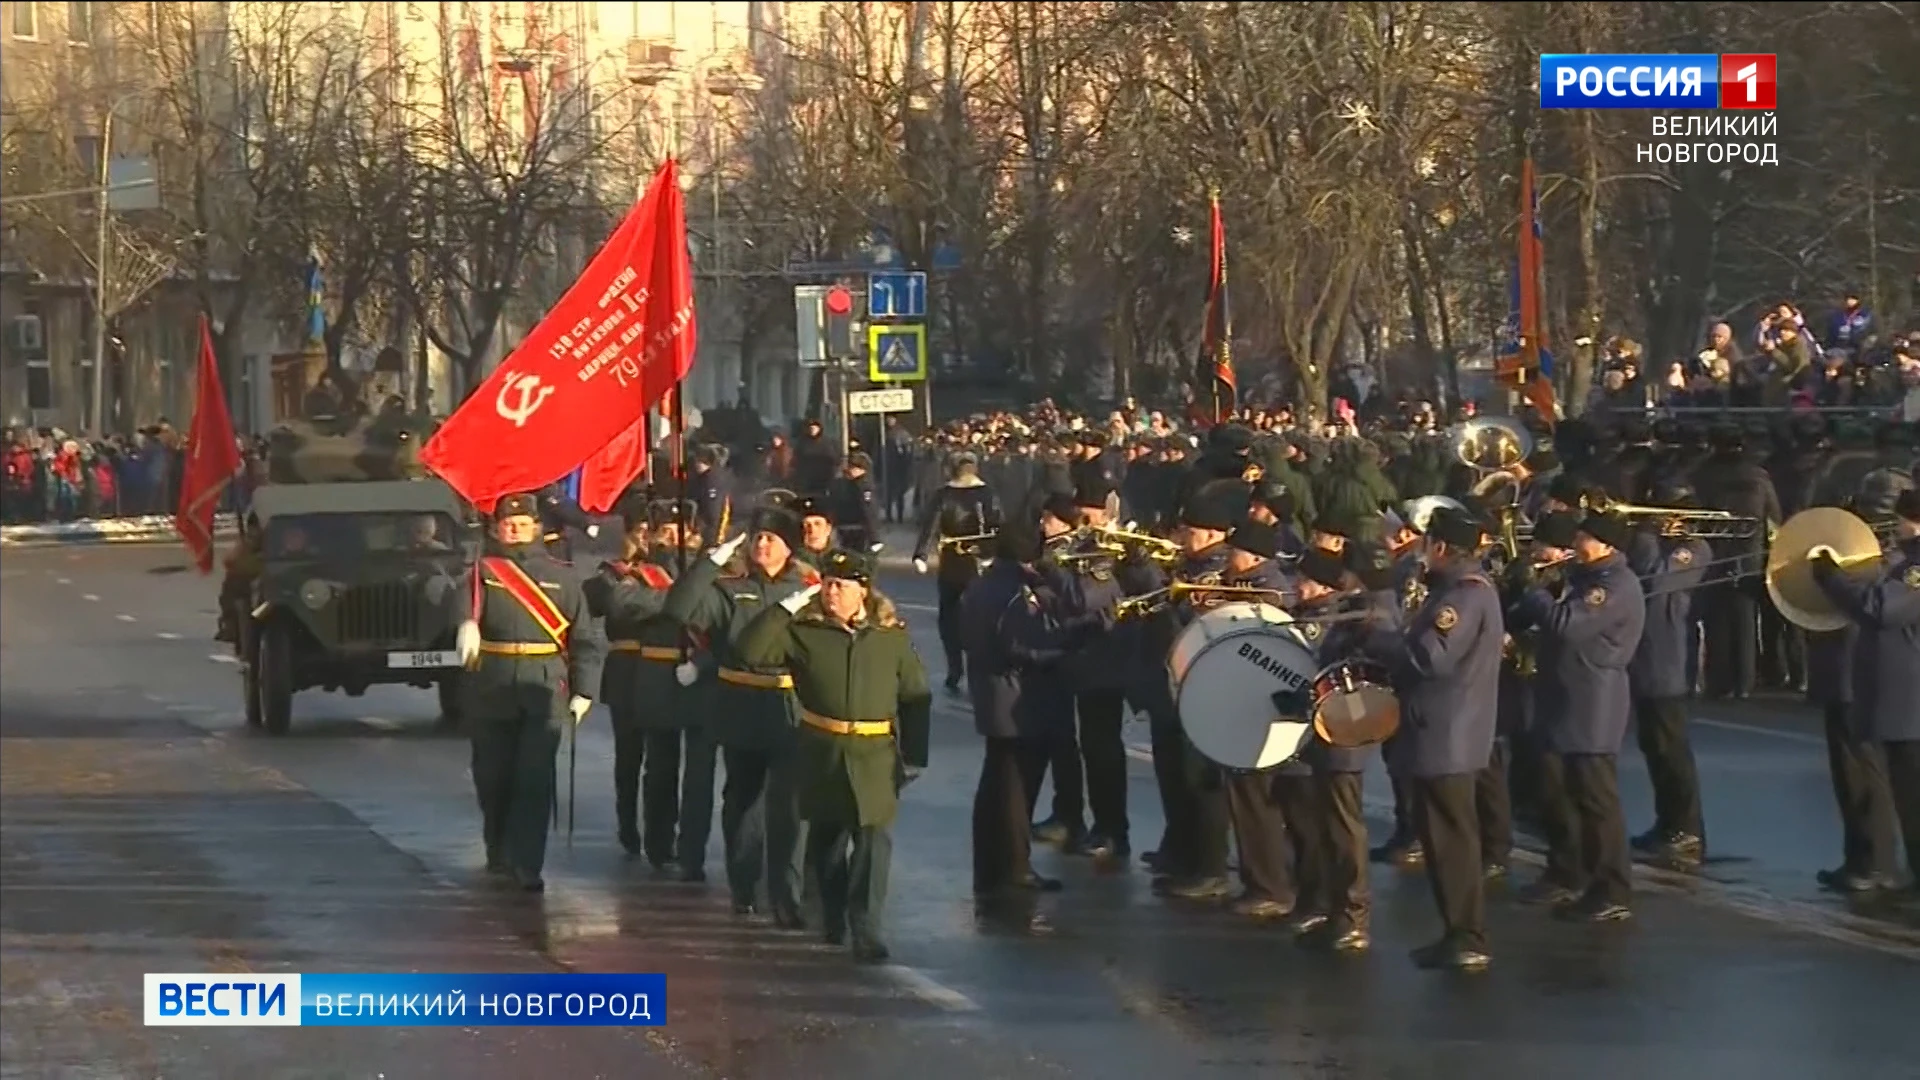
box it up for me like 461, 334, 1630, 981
1091, 524, 1183, 565
937, 531, 998, 556
1115, 582, 1290, 620
1585, 494, 1761, 539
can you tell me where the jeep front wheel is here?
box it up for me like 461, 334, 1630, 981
255, 622, 295, 735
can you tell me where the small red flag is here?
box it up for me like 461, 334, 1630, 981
176, 315, 242, 573
423, 159, 697, 513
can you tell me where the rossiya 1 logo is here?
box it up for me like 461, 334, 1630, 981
1538, 54, 1776, 110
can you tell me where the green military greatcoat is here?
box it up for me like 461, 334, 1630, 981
661, 555, 817, 751
583, 554, 713, 728
735, 595, 932, 828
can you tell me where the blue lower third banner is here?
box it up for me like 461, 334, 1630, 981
144, 973, 666, 1026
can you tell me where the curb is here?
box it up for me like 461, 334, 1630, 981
0, 514, 238, 547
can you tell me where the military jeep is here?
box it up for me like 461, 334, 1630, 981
241, 479, 479, 734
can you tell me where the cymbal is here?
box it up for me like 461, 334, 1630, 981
1766, 507, 1882, 633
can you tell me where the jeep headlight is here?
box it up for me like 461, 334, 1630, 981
299, 579, 333, 610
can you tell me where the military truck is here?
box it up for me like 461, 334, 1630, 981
237, 403, 479, 734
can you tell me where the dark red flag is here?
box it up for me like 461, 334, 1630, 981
176, 315, 242, 574
423, 159, 697, 512
1195, 191, 1235, 425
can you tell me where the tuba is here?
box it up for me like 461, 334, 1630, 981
1402, 495, 1466, 536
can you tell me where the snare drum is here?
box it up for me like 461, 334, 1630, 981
1310, 659, 1401, 748
1167, 602, 1317, 770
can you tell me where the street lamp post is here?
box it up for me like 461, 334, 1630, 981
90, 88, 156, 435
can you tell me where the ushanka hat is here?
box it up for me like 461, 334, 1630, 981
1425, 506, 1485, 550
820, 548, 874, 585
495, 492, 540, 520
747, 505, 803, 553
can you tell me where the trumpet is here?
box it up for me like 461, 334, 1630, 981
1115, 582, 1290, 620
937, 531, 998, 555
1093, 524, 1183, 565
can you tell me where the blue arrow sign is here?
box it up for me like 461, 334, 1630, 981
867, 271, 927, 320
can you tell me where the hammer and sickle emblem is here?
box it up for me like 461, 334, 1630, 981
495, 372, 555, 428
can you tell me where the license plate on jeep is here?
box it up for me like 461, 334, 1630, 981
388, 650, 460, 669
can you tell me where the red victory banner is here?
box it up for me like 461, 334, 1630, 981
176, 314, 243, 573
421, 158, 697, 512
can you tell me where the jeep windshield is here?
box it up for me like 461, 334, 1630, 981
266, 512, 461, 560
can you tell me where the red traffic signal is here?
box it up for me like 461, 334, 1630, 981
824, 286, 853, 315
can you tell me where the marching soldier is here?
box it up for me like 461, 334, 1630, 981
735, 549, 933, 962
1135, 479, 1240, 898
1810, 488, 1920, 893
453, 492, 602, 892
582, 506, 687, 867
794, 495, 837, 565
1374, 511, 1433, 867
1626, 480, 1714, 867
1510, 511, 1646, 922
912, 451, 1005, 691
662, 501, 819, 925
643, 498, 722, 881
1390, 505, 1503, 970
829, 452, 883, 552
1218, 520, 1306, 920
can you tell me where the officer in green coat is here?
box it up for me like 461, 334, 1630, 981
454, 491, 602, 892
736, 549, 932, 962
662, 500, 819, 924
583, 502, 712, 871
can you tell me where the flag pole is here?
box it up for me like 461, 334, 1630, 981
671, 384, 688, 577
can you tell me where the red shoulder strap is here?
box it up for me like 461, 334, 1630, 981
800, 566, 822, 587
637, 563, 673, 589
480, 556, 571, 645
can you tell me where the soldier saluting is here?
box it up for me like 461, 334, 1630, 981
454, 491, 601, 893
662, 501, 818, 925
735, 549, 933, 962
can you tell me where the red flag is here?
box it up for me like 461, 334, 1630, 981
1195, 191, 1235, 425
1516, 157, 1557, 428
422, 159, 697, 512
176, 315, 242, 574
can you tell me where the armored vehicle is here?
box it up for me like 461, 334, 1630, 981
239, 476, 478, 735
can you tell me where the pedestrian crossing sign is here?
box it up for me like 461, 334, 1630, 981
866, 324, 927, 383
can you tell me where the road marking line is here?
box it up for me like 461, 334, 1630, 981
115, 614, 136, 623
81, 593, 100, 602
208, 653, 239, 665
897, 601, 939, 614
1693, 716, 1824, 745
165, 704, 195, 714
54, 576, 71, 585
156, 632, 181, 640
883, 965, 980, 1013
361, 717, 402, 732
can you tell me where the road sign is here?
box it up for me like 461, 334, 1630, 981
867, 271, 927, 320
848, 387, 914, 415
794, 285, 827, 365
866, 324, 927, 383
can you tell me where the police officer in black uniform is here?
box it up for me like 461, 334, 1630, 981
1390, 506, 1503, 970
686, 445, 733, 542
793, 495, 837, 567
912, 451, 1005, 691
538, 481, 598, 562
1511, 510, 1646, 922
829, 452, 883, 552
454, 492, 602, 892
1626, 480, 1714, 866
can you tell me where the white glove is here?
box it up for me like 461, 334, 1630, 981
586, 524, 601, 539
869, 542, 884, 553
709, 533, 747, 567
674, 662, 698, 687
569, 695, 592, 724
456, 619, 481, 667
913, 558, 929, 575
780, 583, 822, 615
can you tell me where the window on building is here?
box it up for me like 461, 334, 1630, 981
73, 134, 101, 177
20, 300, 52, 411
67, 1, 90, 42
12, 2, 37, 39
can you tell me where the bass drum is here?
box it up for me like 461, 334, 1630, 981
1167, 602, 1319, 770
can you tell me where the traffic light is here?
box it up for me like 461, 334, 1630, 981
824, 285, 860, 360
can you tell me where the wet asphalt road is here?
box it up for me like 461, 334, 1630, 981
3, 539, 1919, 1079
